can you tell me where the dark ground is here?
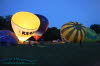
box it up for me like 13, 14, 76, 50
0, 43, 100, 66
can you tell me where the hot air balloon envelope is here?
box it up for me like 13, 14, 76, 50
33, 14, 49, 40
60, 22, 86, 43
0, 30, 18, 46
85, 28, 97, 39
11, 12, 40, 43
84, 27, 98, 42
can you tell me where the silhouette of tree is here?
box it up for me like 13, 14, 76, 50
41, 27, 61, 41
4, 15, 13, 32
90, 24, 100, 34
0, 16, 6, 30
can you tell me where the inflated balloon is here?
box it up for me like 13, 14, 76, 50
84, 27, 99, 42
11, 12, 40, 43
0, 30, 18, 46
33, 14, 49, 40
85, 28, 97, 39
60, 22, 86, 43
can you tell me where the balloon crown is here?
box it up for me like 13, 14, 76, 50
73, 22, 85, 30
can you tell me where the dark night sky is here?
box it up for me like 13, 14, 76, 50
0, 0, 100, 28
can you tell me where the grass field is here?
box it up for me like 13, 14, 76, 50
0, 43, 100, 66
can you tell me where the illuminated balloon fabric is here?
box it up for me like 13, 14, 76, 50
34, 35, 41, 41
0, 30, 18, 46
11, 12, 40, 42
60, 22, 86, 43
33, 14, 49, 40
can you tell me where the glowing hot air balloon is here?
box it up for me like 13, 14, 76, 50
33, 14, 49, 40
11, 12, 40, 43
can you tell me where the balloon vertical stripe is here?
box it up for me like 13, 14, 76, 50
73, 30, 78, 42
61, 26, 73, 34
66, 28, 75, 40
80, 30, 83, 40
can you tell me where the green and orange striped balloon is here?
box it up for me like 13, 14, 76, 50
60, 22, 86, 43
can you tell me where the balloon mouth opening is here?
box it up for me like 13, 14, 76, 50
18, 40, 24, 44
34, 36, 41, 41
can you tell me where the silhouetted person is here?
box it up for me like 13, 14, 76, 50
80, 40, 82, 47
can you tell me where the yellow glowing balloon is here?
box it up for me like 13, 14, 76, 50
11, 11, 40, 43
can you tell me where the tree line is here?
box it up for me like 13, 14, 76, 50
0, 15, 100, 41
